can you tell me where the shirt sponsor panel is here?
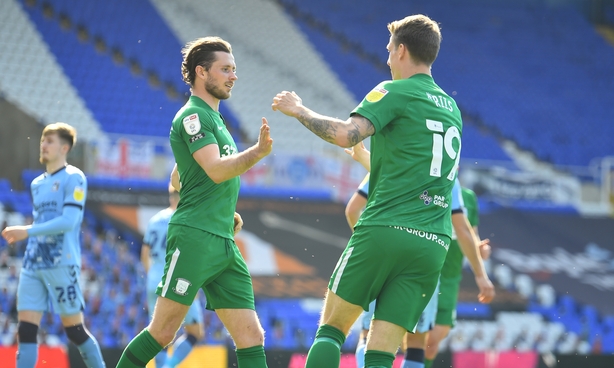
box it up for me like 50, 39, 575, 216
390, 225, 449, 250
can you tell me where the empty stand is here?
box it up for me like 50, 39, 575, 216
0, 0, 103, 142
281, 0, 614, 166
152, 0, 359, 156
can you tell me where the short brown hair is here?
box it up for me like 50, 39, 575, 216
388, 15, 442, 66
181, 37, 232, 86
42, 122, 77, 150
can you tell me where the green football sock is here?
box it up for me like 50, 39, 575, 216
236, 345, 268, 368
305, 324, 347, 368
365, 350, 395, 368
424, 358, 434, 368
116, 329, 163, 368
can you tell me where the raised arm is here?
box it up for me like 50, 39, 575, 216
193, 118, 273, 184
272, 91, 375, 148
344, 141, 371, 172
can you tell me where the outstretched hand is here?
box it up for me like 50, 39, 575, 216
257, 117, 273, 158
344, 142, 370, 171
272, 91, 303, 117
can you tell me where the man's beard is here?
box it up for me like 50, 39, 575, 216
205, 76, 230, 100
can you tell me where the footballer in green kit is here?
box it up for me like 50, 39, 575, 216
118, 37, 273, 368
168, 96, 240, 240
424, 186, 492, 368
273, 14, 465, 368
436, 187, 480, 326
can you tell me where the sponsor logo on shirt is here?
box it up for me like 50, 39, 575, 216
433, 195, 448, 209
183, 113, 201, 135
173, 278, 191, 296
73, 187, 85, 202
390, 225, 449, 250
189, 133, 205, 143
420, 190, 433, 205
34, 200, 58, 212
420, 190, 449, 209
365, 87, 389, 103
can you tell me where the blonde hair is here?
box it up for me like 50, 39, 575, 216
42, 122, 77, 150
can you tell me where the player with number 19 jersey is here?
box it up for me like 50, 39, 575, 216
353, 74, 462, 238
329, 74, 463, 333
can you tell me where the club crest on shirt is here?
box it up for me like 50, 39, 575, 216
365, 87, 389, 103
183, 113, 201, 136
73, 186, 85, 202
173, 278, 191, 296
52, 182, 60, 191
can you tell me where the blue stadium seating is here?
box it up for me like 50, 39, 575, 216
46, 0, 184, 92
281, 0, 614, 167
285, 1, 514, 164
19, 0, 242, 138
528, 293, 613, 352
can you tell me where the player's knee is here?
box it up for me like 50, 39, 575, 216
248, 324, 265, 343
65, 324, 91, 346
234, 325, 264, 348
18, 321, 39, 343
150, 327, 178, 348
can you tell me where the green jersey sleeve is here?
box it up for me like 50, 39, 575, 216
179, 110, 219, 154
461, 188, 480, 227
351, 81, 407, 132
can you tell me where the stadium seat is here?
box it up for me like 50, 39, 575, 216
280, 0, 614, 166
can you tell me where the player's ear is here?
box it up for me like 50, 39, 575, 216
195, 65, 206, 79
61, 142, 71, 155
398, 43, 408, 59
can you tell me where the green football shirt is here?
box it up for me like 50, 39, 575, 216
169, 96, 240, 239
441, 187, 480, 279
461, 187, 479, 228
353, 74, 463, 238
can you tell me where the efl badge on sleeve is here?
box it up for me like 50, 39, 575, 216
73, 187, 85, 202
365, 88, 389, 103
182, 113, 201, 135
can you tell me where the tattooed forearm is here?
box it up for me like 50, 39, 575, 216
296, 109, 341, 144
295, 108, 376, 147
347, 116, 375, 146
